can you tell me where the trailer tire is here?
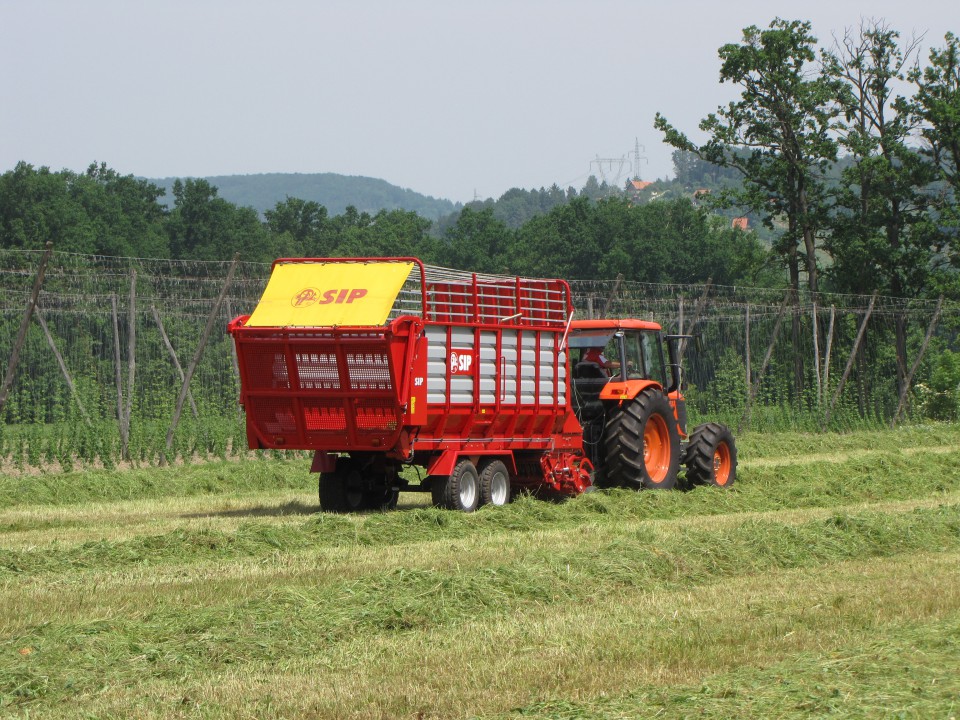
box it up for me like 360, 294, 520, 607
365, 486, 400, 511
435, 459, 480, 512
684, 422, 737, 488
318, 457, 367, 513
478, 459, 511, 507
603, 388, 680, 489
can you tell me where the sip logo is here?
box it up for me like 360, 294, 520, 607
449, 349, 475, 376
291, 288, 368, 307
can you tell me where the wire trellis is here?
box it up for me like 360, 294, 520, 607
1, 249, 958, 468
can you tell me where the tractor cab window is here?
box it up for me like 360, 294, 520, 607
570, 331, 617, 378
642, 331, 667, 385
623, 331, 666, 385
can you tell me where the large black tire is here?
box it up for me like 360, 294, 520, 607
434, 459, 480, 512
478, 459, 511, 507
602, 388, 680, 489
318, 456, 367, 512
365, 485, 400, 511
684, 422, 737, 488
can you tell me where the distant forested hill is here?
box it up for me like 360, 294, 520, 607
147, 172, 459, 220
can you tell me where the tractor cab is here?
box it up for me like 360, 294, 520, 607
569, 319, 672, 387
568, 319, 693, 475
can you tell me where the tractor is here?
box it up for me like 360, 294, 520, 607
568, 319, 736, 489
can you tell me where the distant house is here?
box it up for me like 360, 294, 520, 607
732, 216, 749, 230
626, 179, 655, 203
692, 188, 711, 206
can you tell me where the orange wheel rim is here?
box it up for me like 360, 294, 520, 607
713, 441, 732, 486
643, 414, 670, 482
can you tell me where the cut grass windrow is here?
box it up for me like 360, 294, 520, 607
2, 440, 959, 575
0, 457, 313, 510
5, 551, 959, 719
2, 424, 959, 511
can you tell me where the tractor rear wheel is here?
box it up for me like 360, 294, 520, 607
684, 422, 737, 487
602, 388, 680, 489
318, 456, 367, 512
478, 459, 511, 507
434, 459, 480, 512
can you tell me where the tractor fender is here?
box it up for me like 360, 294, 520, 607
599, 378, 663, 403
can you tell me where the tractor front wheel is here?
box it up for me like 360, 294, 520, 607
684, 422, 737, 487
602, 388, 680, 489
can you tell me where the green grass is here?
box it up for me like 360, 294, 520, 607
0, 426, 958, 718
0, 455, 313, 509
501, 616, 960, 719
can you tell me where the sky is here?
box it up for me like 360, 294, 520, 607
1, 0, 957, 204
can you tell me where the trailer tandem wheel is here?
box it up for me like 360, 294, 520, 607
319, 456, 367, 513
432, 459, 480, 512
478, 459, 511, 507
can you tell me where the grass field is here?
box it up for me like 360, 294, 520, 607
1, 424, 959, 719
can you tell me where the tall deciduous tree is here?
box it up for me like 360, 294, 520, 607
822, 22, 935, 396
655, 18, 842, 295
264, 197, 330, 257
441, 207, 513, 273
166, 178, 272, 262
910, 32, 960, 284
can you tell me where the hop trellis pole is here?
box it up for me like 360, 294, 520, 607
0, 242, 52, 416
161, 254, 240, 464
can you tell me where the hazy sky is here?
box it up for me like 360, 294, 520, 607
2, 1, 956, 204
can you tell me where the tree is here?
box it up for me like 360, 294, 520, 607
264, 197, 330, 256
912, 32, 960, 188
509, 195, 770, 285
441, 207, 513, 273
910, 32, 960, 287
655, 18, 842, 295
822, 22, 936, 396
166, 178, 272, 261
75, 163, 169, 257
329, 207, 438, 261
0, 162, 168, 256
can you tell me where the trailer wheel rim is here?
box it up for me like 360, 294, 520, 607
489, 469, 510, 506
643, 414, 671, 483
713, 441, 732, 486
459, 474, 478, 509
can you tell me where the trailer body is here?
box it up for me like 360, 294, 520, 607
228, 257, 591, 509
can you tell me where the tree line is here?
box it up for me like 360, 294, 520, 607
0, 162, 771, 288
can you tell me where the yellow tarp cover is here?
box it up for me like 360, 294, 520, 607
246, 261, 414, 327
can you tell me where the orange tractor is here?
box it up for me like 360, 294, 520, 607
568, 319, 736, 490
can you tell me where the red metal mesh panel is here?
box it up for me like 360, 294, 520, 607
249, 397, 298, 436
477, 282, 516, 324
353, 398, 400, 431
424, 277, 569, 327
240, 344, 290, 390
345, 349, 393, 391
291, 348, 341, 390
303, 402, 347, 432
